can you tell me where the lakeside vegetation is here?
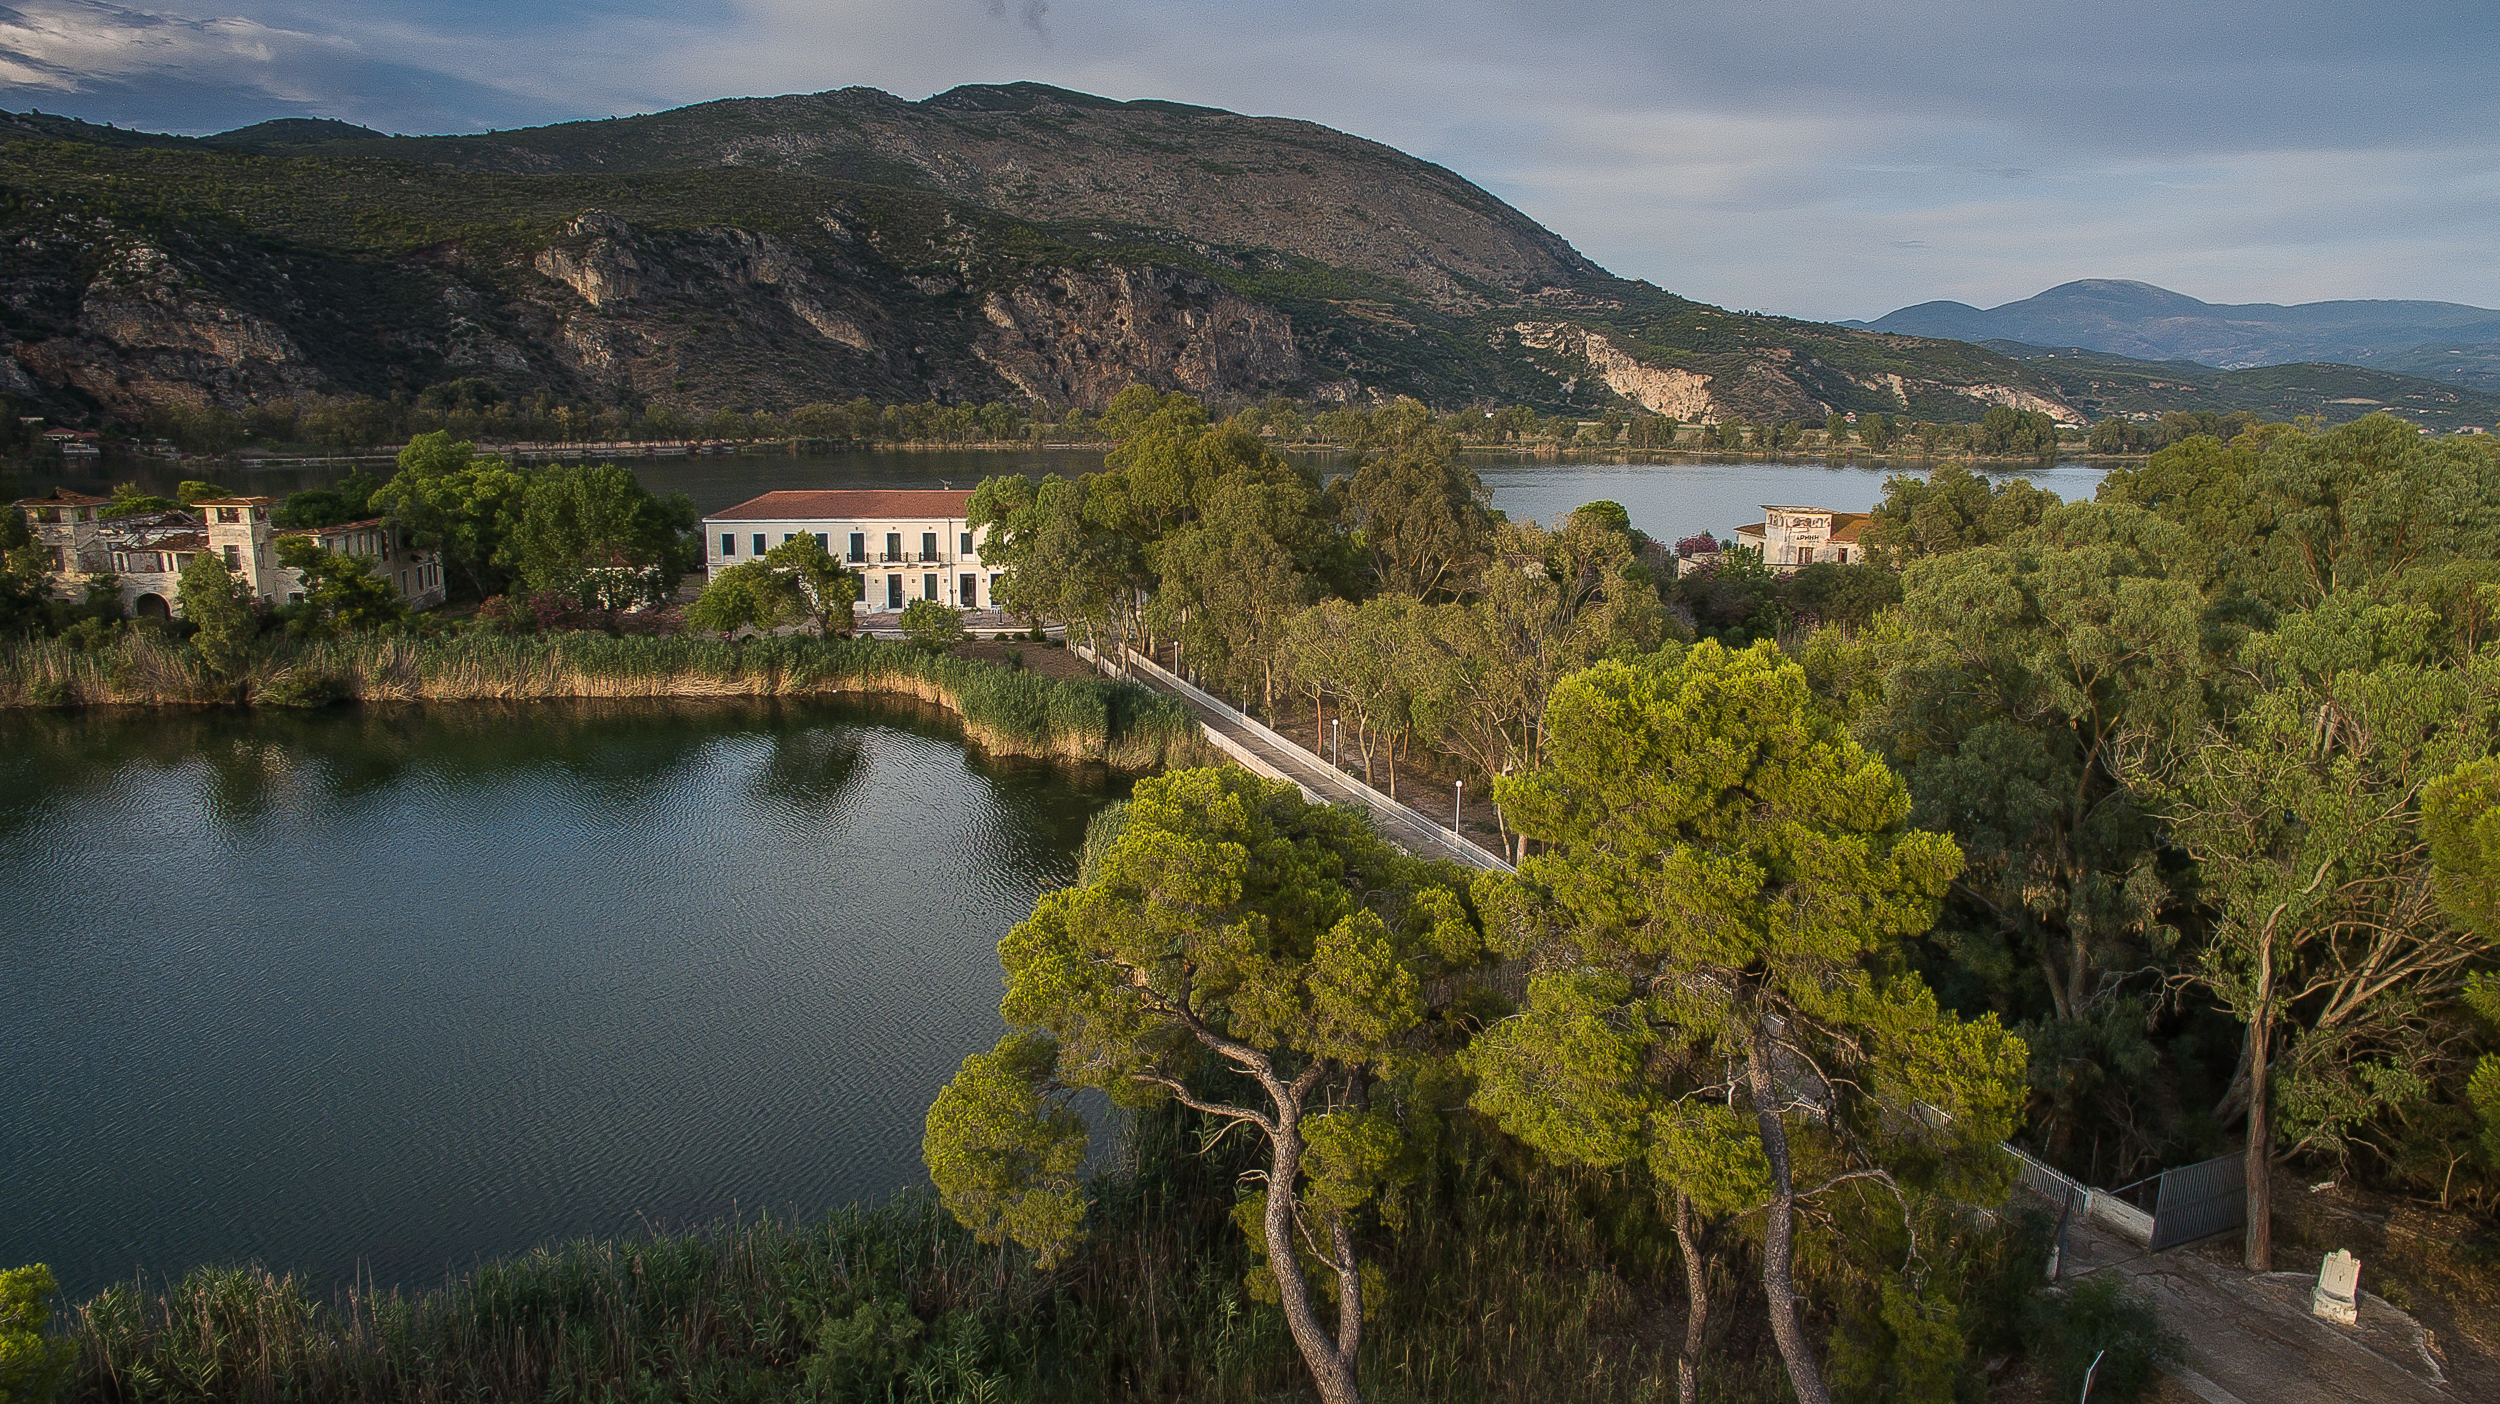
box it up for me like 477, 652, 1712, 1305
0, 631, 1202, 769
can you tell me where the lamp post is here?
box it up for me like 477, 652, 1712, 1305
1331, 717, 1341, 770
1454, 779, 1464, 835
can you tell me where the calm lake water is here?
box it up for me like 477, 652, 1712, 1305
29, 448, 2109, 539
0, 700, 1124, 1299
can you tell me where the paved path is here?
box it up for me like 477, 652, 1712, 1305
2053, 1203, 2457, 1403
1092, 646, 1511, 873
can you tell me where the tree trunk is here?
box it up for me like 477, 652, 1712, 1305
1263, 1117, 1363, 1404
1674, 1191, 1709, 1404
1746, 1030, 1831, 1404
2245, 934, 2274, 1272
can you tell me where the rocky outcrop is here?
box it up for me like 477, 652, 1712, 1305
976, 268, 1301, 408
1513, 322, 1715, 420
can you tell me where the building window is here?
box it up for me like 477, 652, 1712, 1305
960, 531, 974, 556
35, 507, 57, 524
720, 533, 736, 557
216, 507, 240, 524
814, 533, 829, 552
782, 533, 797, 544
885, 574, 902, 609
849, 532, 865, 563
224, 544, 241, 570
853, 574, 866, 601
921, 531, 937, 562
923, 572, 938, 601
753, 533, 767, 556
885, 532, 901, 563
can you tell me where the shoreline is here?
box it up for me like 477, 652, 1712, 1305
0, 632, 1210, 772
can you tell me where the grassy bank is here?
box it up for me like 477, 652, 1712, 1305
0, 632, 1207, 770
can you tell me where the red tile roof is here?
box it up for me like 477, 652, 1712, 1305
13, 487, 110, 507
705, 489, 976, 522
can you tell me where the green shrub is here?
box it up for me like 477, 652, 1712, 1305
2031, 1273, 2183, 1402
1, 1263, 74, 1404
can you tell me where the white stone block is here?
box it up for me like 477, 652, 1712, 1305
2311, 1249, 2360, 1325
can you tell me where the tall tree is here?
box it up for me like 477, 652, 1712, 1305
2127, 608, 2500, 1270
176, 549, 257, 682
923, 768, 1487, 1404
370, 432, 534, 598
1468, 641, 2025, 1404
1865, 503, 2209, 1178
502, 462, 698, 601
1328, 428, 1493, 601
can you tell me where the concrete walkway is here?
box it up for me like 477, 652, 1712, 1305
1089, 645, 1512, 873
2055, 1206, 2457, 1403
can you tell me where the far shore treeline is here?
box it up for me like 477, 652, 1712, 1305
8, 391, 2500, 1404
0, 377, 2293, 469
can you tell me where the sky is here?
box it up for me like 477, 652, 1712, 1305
4, 0, 2496, 323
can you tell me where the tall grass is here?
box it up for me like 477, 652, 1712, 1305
0, 633, 1207, 770
58, 1106, 1786, 1404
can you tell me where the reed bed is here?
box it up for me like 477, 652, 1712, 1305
60, 1109, 1741, 1404
0, 633, 1206, 770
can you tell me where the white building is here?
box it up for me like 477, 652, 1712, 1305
1731, 505, 1870, 574
13, 488, 446, 617
702, 489, 996, 613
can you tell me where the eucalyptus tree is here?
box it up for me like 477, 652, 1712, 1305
968, 472, 1147, 656
1467, 641, 2026, 1404
923, 768, 1488, 1404
2124, 603, 2500, 1269
1326, 426, 1493, 601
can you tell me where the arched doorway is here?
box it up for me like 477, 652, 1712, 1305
134, 594, 170, 619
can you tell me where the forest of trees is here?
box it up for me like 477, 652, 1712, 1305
926, 393, 2500, 1400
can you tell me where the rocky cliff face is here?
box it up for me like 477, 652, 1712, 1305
1, 87, 2378, 428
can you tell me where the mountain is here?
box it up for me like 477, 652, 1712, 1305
4, 90, 2493, 430
1979, 342, 2500, 427
1852, 279, 2500, 385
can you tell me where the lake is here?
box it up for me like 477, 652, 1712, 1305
0, 700, 1124, 1299
26, 448, 2110, 540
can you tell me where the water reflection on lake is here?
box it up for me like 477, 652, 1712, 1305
0, 700, 1123, 1299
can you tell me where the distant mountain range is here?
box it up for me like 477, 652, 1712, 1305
1849, 279, 2500, 391
5, 91, 2498, 431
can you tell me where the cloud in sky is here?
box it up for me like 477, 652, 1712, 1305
4, 0, 2496, 321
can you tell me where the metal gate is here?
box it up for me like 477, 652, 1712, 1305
2148, 1152, 2246, 1249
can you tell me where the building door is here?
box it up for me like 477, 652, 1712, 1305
886, 575, 902, 609
960, 574, 978, 608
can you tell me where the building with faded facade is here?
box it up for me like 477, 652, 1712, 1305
1730, 505, 1871, 573
13, 488, 446, 617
